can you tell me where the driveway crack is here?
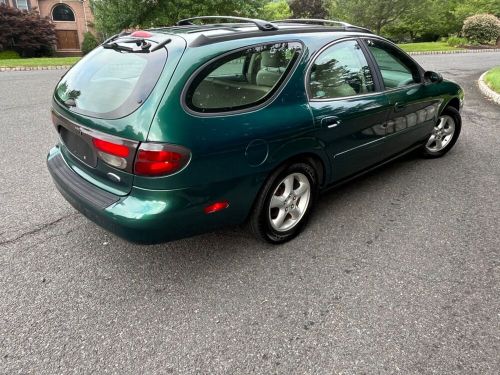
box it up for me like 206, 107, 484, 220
0, 213, 77, 246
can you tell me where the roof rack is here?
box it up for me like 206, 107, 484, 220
273, 19, 352, 27
273, 18, 372, 33
177, 16, 278, 31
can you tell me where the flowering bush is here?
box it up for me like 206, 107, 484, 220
461, 14, 500, 45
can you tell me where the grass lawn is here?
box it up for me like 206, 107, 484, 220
484, 66, 500, 93
0, 56, 80, 68
398, 41, 462, 53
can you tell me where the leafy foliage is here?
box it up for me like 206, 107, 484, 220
90, 0, 266, 35
330, 0, 416, 35
260, 0, 292, 21
0, 4, 56, 57
461, 14, 500, 44
0, 50, 21, 60
289, 0, 329, 19
446, 35, 467, 47
81, 32, 100, 55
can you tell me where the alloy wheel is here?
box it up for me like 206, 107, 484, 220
268, 172, 311, 232
425, 115, 456, 153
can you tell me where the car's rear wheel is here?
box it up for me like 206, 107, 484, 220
421, 106, 461, 158
249, 161, 318, 244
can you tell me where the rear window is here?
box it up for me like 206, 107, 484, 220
55, 45, 167, 119
185, 42, 302, 114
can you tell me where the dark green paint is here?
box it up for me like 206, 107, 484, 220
47, 29, 463, 243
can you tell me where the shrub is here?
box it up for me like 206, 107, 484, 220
81, 32, 99, 55
0, 50, 20, 60
447, 36, 467, 47
461, 14, 500, 45
0, 4, 56, 57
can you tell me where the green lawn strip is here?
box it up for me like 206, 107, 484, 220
398, 42, 461, 53
0, 57, 80, 68
484, 66, 500, 93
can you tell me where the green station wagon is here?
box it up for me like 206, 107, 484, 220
47, 17, 464, 244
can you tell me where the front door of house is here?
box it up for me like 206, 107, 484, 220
56, 30, 79, 50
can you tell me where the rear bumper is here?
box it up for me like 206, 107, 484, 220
47, 146, 250, 243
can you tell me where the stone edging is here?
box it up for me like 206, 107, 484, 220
478, 71, 500, 105
0, 65, 72, 72
408, 48, 500, 55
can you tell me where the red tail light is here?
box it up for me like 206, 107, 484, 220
92, 138, 130, 158
134, 143, 191, 176
92, 137, 131, 169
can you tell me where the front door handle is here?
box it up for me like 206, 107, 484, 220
394, 102, 407, 112
321, 116, 341, 129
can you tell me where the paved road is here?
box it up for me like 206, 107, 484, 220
1, 52, 499, 374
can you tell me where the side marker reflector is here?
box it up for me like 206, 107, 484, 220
204, 201, 229, 214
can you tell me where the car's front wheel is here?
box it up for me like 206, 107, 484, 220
249, 161, 318, 244
421, 106, 462, 158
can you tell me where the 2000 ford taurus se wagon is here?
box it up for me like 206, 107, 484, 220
47, 17, 464, 244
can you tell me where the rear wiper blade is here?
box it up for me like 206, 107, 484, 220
102, 42, 134, 52
150, 38, 172, 52
103, 38, 152, 53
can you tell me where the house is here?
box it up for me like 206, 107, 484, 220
1, 0, 94, 54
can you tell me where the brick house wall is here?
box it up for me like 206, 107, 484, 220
3, 0, 94, 53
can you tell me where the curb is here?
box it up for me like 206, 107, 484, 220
0, 65, 72, 72
408, 48, 500, 55
478, 71, 500, 105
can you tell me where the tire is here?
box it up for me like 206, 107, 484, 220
421, 106, 462, 158
249, 161, 318, 244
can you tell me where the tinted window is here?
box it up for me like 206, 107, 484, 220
309, 40, 375, 100
55, 46, 167, 119
185, 42, 301, 113
52, 4, 75, 21
366, 39, 421, 89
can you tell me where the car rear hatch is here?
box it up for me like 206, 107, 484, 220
51, 31, 186, 196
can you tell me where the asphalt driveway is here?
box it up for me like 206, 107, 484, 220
1, 52, 499, 374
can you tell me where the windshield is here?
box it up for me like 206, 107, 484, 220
55, 45, 167, 119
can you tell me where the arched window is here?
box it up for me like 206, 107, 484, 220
52, 4, 75, 22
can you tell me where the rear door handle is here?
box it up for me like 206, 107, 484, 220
321, 116, 341, 128
394, 102, 407, 112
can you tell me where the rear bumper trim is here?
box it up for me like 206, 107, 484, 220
47, 151, 120, 210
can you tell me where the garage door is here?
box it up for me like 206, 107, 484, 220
56, 30, 79, 50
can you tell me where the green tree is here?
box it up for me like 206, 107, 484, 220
260, 0, 292, 21
382, 0, 460, 42
90, 0, 266, 35
330, 0, 413, 34
289, 0, 329, 19
454, 0, 500, 21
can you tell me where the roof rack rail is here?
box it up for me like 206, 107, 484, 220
273, 18, 352, 27
177, 16, 278, 31
273, 18, 372, 33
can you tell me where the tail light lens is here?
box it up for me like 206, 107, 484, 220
134, 143, 191, 177
92, 137, 131, 169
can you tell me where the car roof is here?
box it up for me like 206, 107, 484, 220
147, 19, 374, 48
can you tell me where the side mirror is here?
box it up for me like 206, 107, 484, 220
424, 71, 443, 83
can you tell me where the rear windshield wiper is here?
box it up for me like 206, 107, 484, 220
150, 38, 172, 52
102, 36, 171, 53
102, 42, 135, 52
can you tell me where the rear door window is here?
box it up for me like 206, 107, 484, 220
55, 45, 167, 119
308, 39, 375, 99
185, 42, 302, 114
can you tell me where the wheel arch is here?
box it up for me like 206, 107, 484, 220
445, 97, 460, 112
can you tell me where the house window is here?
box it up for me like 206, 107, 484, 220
15, 0, 29, 10
52, 4, 75, 21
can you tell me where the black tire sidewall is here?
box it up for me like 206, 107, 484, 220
251, 162, 318, 244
